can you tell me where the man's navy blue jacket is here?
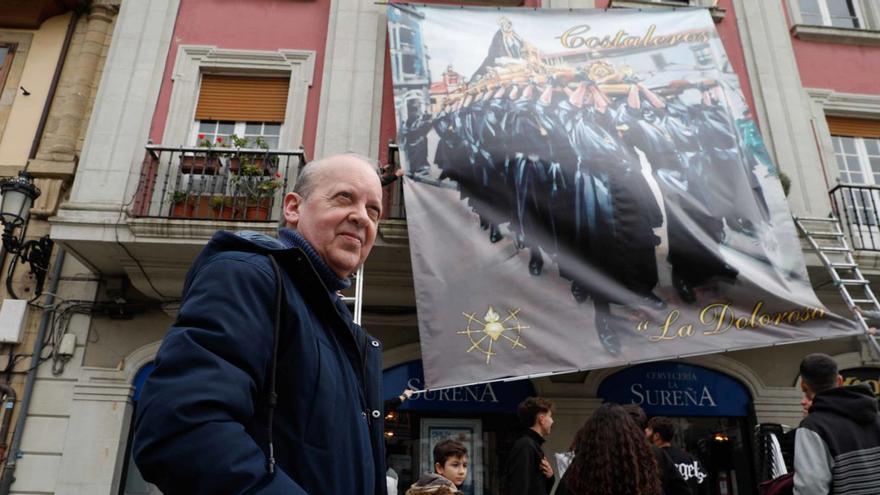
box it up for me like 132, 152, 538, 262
132, 231, 387, 494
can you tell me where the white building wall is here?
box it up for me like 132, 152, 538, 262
10, 256, 98, 495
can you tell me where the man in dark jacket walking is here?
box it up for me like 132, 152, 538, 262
794, 353, 880, 495
132, 154, 387, 494
504, 397, 555, 495
624, 405, 692, 495
646, 416, 707, 495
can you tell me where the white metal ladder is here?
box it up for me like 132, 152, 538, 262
340, 266, 364, 325
794, 216, 880, 359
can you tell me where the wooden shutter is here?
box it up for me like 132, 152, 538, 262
195, 75, 289, 123
827, 116, 880, 139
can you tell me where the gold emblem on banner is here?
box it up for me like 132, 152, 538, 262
459, 306, 528, 364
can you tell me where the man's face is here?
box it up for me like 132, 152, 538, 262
435, 455, 468, 487
284, 156, 383, 278
645, 427, 661, 446
537, 410, 553, 437
800, 380, 815, 417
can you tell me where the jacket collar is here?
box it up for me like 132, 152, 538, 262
277, 228, 351, 292
525, 428, 546, 445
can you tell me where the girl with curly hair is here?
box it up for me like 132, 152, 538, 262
556, 403, 662, 495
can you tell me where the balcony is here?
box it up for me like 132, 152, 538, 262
830, 183, 880, 253
50, 144, 415, 303
130, 145, 303, 226
47, 145, 304, 298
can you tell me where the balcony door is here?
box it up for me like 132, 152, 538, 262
830, 117, 880, 250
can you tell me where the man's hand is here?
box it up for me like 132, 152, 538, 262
539, 456, 554, 478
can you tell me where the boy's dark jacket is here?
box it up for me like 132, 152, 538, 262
504, 429, 555, 495
132, 231, 386, 494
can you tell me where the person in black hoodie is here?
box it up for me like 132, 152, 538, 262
623, 405, 692, 495
503, 397, 555, 495
794, 353, 880, 495
646, 416, 707, 495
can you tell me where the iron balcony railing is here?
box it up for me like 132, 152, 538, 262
131, 145, 306, 223
829, 183, 880, 251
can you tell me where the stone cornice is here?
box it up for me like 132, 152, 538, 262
609, 0, 726, 22
378, 219, 409, 244
127, 217, 277, 241
792, 24, 880, 46
174, 46, 316, 87
806, 88, 880, 117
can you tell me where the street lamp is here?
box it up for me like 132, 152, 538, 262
0, 171, 53, 299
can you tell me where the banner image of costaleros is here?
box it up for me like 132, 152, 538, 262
387, 5, 858, 389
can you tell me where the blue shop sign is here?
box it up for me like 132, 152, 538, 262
598, 362, 750, 417
383, 360, 534, 413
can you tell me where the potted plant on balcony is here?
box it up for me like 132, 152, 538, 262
227, 134, 276, 174
180, 134, 225, 175
209, 194, 236, 220
231, 164, 283, 221
247, 177, 283, 220
226, 134, 250, 173
170, 191, 196, 218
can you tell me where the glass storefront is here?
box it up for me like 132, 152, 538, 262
598, 362, 757, 495
383, 360, 535, 495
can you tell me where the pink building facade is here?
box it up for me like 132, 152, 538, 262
7, 0, 875, 493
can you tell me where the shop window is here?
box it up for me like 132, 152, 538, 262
799, 0, 862, 28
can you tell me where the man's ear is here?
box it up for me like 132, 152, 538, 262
534, 413, 543, 428
837, 374, 845, 387
434, 462, 443, 475
283, 192, 303, 228
800, 379, 809, 394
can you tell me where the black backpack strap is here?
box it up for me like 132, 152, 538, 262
265, 254, 284, 475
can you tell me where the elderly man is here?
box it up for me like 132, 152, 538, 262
133, 154, 387, 494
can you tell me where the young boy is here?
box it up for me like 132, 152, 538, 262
405, 439, 469, 495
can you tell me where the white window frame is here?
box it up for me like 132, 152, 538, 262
190, 121, 282, 149
807, 89, 880, 248
832, 135, 880, 232
162, 46, 315, 150
799, 0, 863, 28
834, 135, 880, 185
789, 0, 880, 45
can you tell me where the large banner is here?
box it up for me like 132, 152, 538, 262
387, 5, 858, 389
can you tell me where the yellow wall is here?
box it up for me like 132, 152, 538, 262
0, 13, 70, 168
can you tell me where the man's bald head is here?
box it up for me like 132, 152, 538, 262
293, 153, 381, 200
283, 153, 384, 278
